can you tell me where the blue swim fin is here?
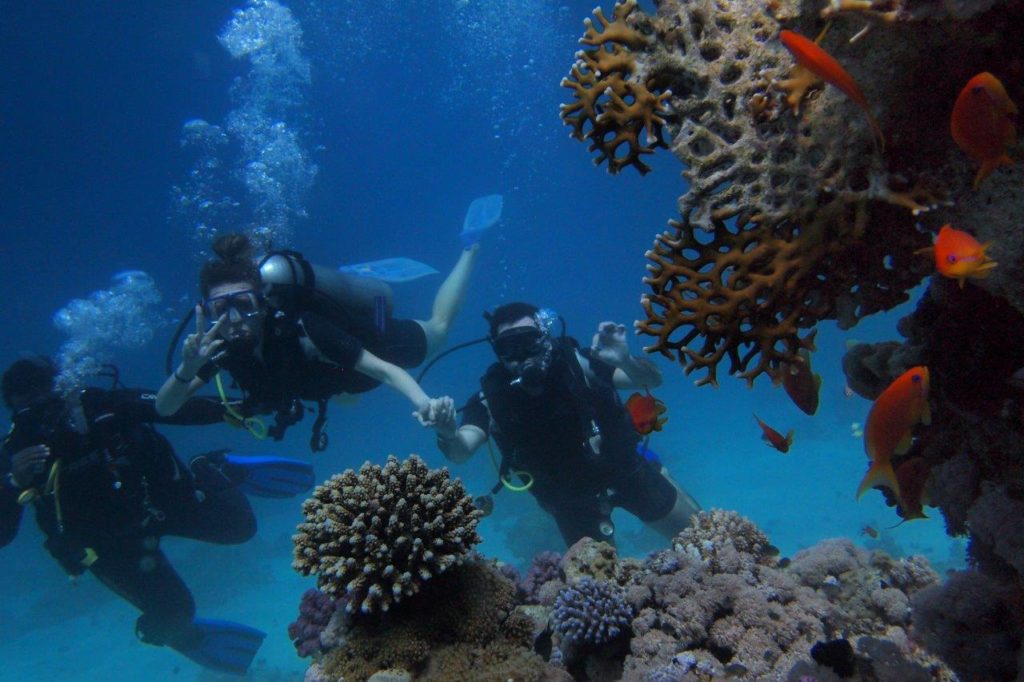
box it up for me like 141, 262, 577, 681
637, 441, 661, 466
224, 454, 315, 498
460, 194, 503, 247
338, 257, 440, 283
179, 617, 266, 675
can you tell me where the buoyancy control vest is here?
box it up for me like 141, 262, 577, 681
479, 338, 639, 500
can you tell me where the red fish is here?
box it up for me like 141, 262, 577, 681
779, 29, 885, 151
894, 457, 931, 521
625, 388, 667, 435
950, 72, 1018, 188
857, 367, 931, 501
754, 414, 794, 453
781, 349, 822, 416
916, 224, 997, 288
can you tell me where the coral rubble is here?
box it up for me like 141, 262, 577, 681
292, 454, 482, 614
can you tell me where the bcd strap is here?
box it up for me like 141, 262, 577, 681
310, 398, 329, 452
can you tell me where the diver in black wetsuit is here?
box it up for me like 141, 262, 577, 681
0, 357, 265, 674
430, 302, 702, 548
155, 233, 476, 449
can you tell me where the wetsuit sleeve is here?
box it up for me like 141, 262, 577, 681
580, 348, 617, 385
301, 313, 363, 370
101, 389, 227, 425
460, 392, 490, 435
0, 447, 25, 549
196, 361, 218, 383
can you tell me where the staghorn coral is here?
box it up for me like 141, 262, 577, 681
552, 577, 634, 648
292, 454, 482, 614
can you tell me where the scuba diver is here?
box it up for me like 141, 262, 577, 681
429, 302, 702, 548
155, 228, 488, 450
0, 356, 314, 675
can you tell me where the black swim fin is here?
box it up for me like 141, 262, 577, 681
179, 617, 266, 675
224, 454, 315, 498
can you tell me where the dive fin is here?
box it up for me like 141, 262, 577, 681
636, 441, 661, 465
338, 257, 439, 283
225, 454, 315, 498
460, 194, 504, 247
179, 617, 266, 675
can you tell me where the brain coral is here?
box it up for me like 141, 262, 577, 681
292, 454, 482, 614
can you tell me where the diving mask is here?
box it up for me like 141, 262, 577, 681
203, 290, 264, 322
493, 327, 545, 362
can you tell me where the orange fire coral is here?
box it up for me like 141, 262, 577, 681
559, 0, 672, 175
638, 200, 934, 386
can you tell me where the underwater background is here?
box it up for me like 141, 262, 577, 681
0, 1, 970, 679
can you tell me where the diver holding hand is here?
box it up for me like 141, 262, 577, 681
431, 302, 701, 548
156, 232, 481, 449
0, 356, 312, 675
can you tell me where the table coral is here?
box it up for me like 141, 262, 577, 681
292, 454, 482, 614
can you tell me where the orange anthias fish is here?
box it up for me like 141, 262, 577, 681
916, 224, 997, 288
857, 366, 931, 501
781, 349, 822, 416
779, 29, 885, 151
950, 72, 1018, 188
894, 457, 931, 521
625, 388, 668, 435
754, 414, 794, 453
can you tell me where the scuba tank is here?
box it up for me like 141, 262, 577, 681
258, 251, 393, 332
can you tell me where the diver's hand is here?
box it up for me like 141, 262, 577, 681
431, 396, 458, 437
591, 321, 630, 367
180, 306, 227, 376
413, 397, 455, 429
10, 445, 50, 488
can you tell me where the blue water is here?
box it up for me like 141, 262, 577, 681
0, 2, 963, 679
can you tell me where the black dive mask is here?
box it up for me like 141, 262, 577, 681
8, 395, 68, 453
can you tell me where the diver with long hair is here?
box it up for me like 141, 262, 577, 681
156, 231, 483, 447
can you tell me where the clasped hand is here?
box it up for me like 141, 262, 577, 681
590, 321, 630, 366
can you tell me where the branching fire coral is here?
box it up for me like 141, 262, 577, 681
559, 0, 671, 175
638, 201, 933, 385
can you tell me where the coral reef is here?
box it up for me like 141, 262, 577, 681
562, 0, 1024, 386
288, 588, 339, 658
318, 557, 561, 682
296, 459, 953, 681
292, 454, 482, 614
840, 272, 1024, 674
552, 578, 634, 648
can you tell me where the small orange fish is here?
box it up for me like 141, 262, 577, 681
754, 414, 794, 453
779, 29, 885, 151
861, 524, 879, 539
857, 367, 931, 501
781, 349, 822, 416
916, 224, 997, 288
625, 388, 668, 435
950, 72, 1018, 188
895, 457, 931, 521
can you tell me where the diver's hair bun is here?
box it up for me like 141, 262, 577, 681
212, 233, 254, 264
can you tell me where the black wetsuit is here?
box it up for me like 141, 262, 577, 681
461, 338, 678, 546
0, 388, 256, 650
198, 310, 427, 437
